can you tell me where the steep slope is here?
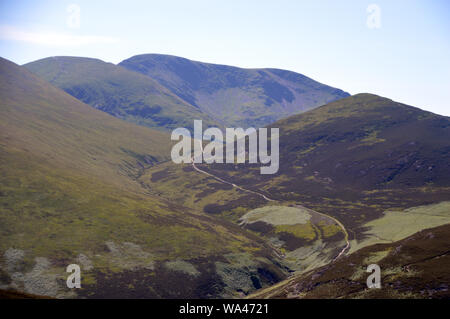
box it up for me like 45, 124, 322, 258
250, 223, 450, 299
24, 56, 219, 132
199, 94, 450, 239
0, 57, 286, 298
119, 54, 350, 127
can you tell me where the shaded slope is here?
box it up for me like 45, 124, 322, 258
119, 54, 350, 127
0, 57, 286, 298
0, 288, 52, 299
24, 56, 219, 132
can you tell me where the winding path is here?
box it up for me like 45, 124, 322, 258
190, 158, 350, 261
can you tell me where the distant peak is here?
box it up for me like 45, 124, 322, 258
24, 56, 105, 67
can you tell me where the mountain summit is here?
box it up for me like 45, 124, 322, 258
25, 54, 349, 131
24, 56, 220, 132
119, 54, 350, 127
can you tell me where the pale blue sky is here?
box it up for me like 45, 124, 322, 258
1, 0, 449, 115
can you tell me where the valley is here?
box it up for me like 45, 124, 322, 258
1, 54, 449, 299
190, 157, 351, 267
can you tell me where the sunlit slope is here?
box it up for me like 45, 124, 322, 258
0, 58, 286, 298
345, 201, 450, 253
2, 57, 172, 187
24, 56, 220, 132
119, 54, 350, 127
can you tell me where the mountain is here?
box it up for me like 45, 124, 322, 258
24, 55, 349, 132
4, 54, 449, 299
0, 57, 286, 298
250, 223, 450, 299
24, 56, 220, 132
199, 94, 450, 240
119, 54, 350, 127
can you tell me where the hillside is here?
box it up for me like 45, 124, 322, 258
24, 56, 220, 132
199, 94, 450, 240
0, 57, 287, 298
3, 56, 449, 299
119, 54, 350, 127
250, 223, 450, 299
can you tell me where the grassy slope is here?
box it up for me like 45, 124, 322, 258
249, 222, 450, 299
138, 161, 265, 221
24, 56, 220, 132
349, 201, 450, 253
0, 57, 286, 298
119, 54, 350, 127
200, 94, 450, 239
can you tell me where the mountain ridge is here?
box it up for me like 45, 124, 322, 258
24, 56, 221, 132
25, 53, 350, 131
118, 53, 350, 127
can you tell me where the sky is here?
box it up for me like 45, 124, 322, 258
0, 0, 449, 116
